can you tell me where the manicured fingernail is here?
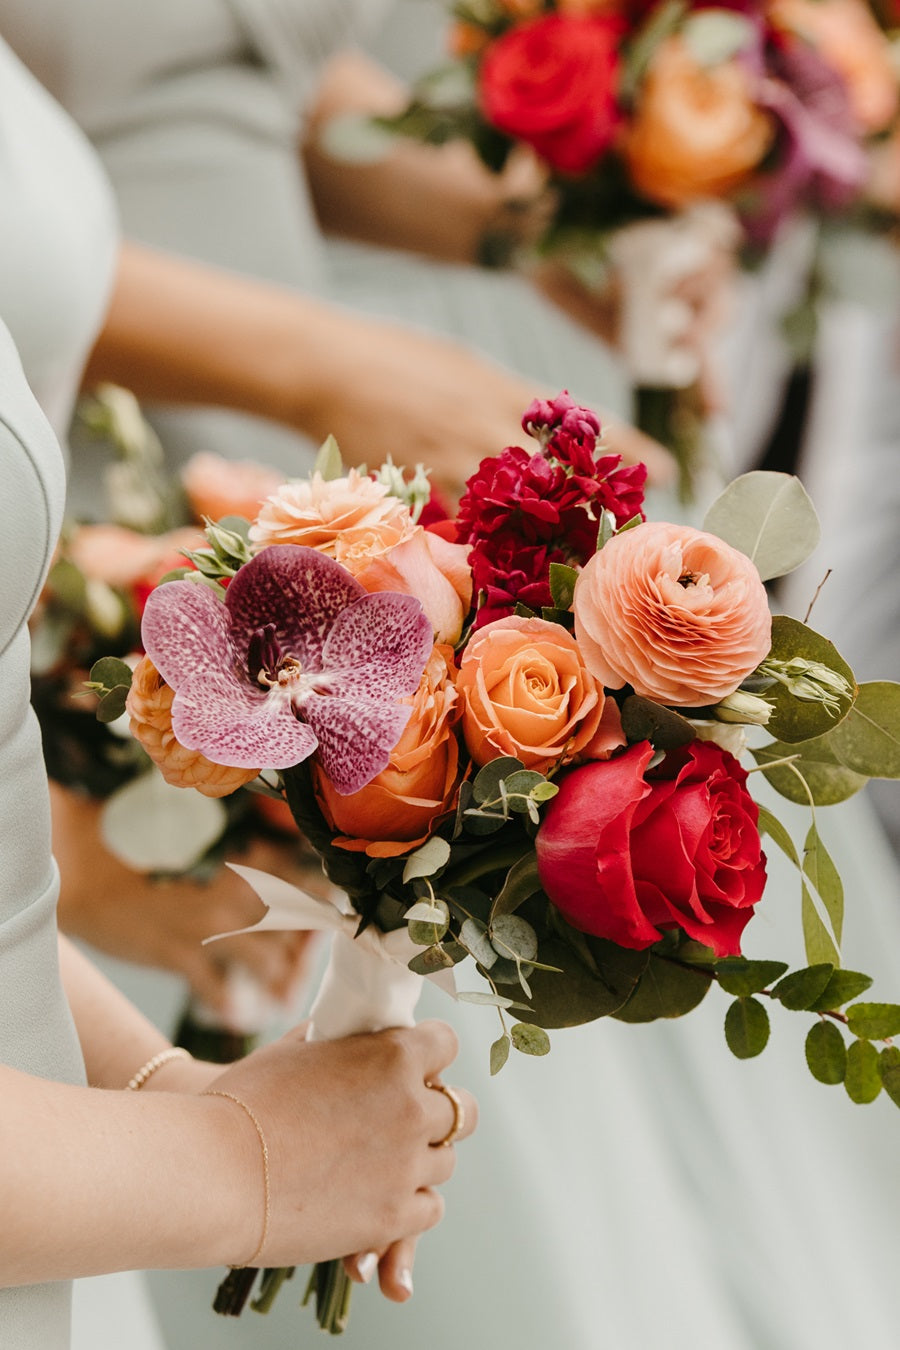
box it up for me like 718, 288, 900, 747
356, 1252, 378, 1284
397, 1268, 414, 1298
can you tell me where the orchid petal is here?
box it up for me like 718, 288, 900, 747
141, 579, 231, 689
305, 696, 413, 794
227, 545, 364, 669
322, 591, 433, 701
172, 669, 318, 769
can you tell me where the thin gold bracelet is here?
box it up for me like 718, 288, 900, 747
125, 1047, 191, 1092
203, 1089, 271, 1270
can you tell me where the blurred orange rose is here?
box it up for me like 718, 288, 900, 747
770, 0, 899, 133
457, 615, 606, 773
127, 655, 260, 798
68, 524, 203, 592
313, 645, 462, 858
182, 452, 285, 524
624, 36, 774, 208
573, 521, 772, 705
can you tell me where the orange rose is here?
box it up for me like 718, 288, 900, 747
573, 521, 772, 706
771, 0, 899, 134
313, 645, 461, 858
457, 615, 606, 773
354, 527, 473, 645
181, 452, 285, 524
68, 524, 203, 591
624, 36, 775, 208
126, 655, 260, 798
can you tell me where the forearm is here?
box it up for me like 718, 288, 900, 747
0, 1067, 254, 1283
304, 50, 521, 263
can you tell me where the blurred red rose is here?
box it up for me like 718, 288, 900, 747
479, 14, 624, 175
535, 739, 766, 956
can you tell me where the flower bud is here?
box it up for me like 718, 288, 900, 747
713, 690, 773, 725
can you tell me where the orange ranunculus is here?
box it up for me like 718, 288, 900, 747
313, 645, 462, 858
249, 469, 413, 556
770, 0, 898, 134
573, 521, 772, 706
623, 36, 775, 208
181, 452, 286, 525
127, 655, 260, 798
457, 615, 606, 773
354, 527, 473, 645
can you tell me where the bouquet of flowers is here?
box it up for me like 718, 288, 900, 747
93, 392, 900, 1334
363, 0, 898, 490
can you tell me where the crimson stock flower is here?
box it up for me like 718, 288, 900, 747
140, 544, 433, 794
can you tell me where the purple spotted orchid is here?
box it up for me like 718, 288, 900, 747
140, 544, 434, 794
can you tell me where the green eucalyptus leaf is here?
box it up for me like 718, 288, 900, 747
489, 854, 542, 921
620, 695, 696, 751
762, 617, 856, 742
803, 824, 843, 951
878, 1046, 900, 1108
49, 556, 88, 609
472, 756, 524, 804
724, 996, 770, 1059
715, 958, 789, 997
801, 882, 840, 968
460, 918, 497, 970
313, 433, 343, 481
752, 738, 867, 806
501, 770, 550, 812
402, 836, 451, 883
490, 914, 538, 964
407, 944, 456, 976
845, 1002, 900, 1041
702, 470, 820, 581
490, 1034, 511, 1076
317, 112, 398, 163
456, 990, 517, 1009
96, 685, 130, 724
510, 1023, 551, 1057
89, 656, 134, 691
845, 1038, 882, 1104
613, 954, 711, 1023
406, 898, 450, 947
828, 681, 900, 779
805, 1020, 847, 1085
549, 562, 578, 611
771, 964, 834, 1010
462, 807, 507, 836
808, 969, 873, 1012
100, 771, 227, 873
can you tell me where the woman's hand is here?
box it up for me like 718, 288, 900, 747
205, 1020, 477, 1269
52, 781, 316, 1012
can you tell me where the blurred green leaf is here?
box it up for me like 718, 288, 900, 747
845, 1038, 882, 1104
682, 7, 755, 64
772, 964, 834, 1010
715, 958, 789, 997
828, 682, 900, 779
752, 738, 867, 806
845, 1002, 900, 1040
703, 470, 820, 581
511, 1023, 551, 1057
805, 1020, 847, 1084
724, 996, 770, 1058
313, 434, 343, 481
96, 686, 130, 724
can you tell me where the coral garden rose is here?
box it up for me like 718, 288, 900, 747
457, 615, 606, 773
126, 655, 260, 798
353, 527, 473, 646
573, 521, 771, 705
314, 645, 462, 858
69, 524, 203, 593
182, 452, 286, 525
479, 14, 624, 175
535, 739, 767, 955
624, 37, 774, 208
769, 0, 898, 134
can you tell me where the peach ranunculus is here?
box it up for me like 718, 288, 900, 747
623, 36, 775, 208
181, 452, 286, 525
249, 470, 412, 557
573, 521, 772, 706
68, 524, 203, 592
769, 0, 899, 135
457, 615, 607, 773
313, 645, 462, 858
126, 655, 260, 798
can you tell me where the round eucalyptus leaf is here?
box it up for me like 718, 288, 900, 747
805, 1020, 847, 1085
490, 914, 538, 963
472, 756, 525, 805
90, 655, 134, 690
828, 682, 900, 779
100, 770, 226, 873
724, 996, 770, 1059
845, 1038, 882, 1105
96, 685, 131, 724
511, 1023, 551, 1057
702, 470, 820, 581
460, 918, 497, 970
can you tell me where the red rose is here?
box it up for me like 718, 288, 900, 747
535, 740, 767, 956
478, 15, 624, 176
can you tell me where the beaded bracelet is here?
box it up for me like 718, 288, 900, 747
125, 1046, 192, 1092
203, 1089, 271, 1270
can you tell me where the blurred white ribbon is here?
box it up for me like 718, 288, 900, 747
206, 863, 456, 1041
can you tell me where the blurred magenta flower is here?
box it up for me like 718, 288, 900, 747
140, 544, 433, 794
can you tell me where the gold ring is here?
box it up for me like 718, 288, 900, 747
425, 1080, 465, 1148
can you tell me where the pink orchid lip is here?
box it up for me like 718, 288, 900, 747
140, 544, 434, 794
